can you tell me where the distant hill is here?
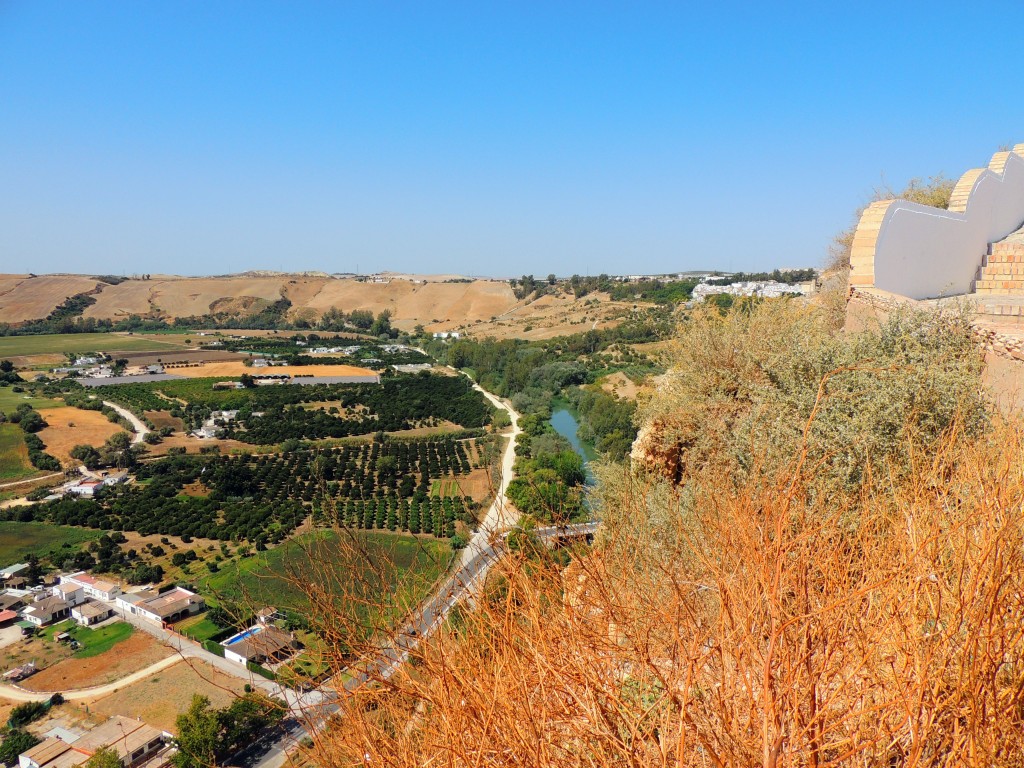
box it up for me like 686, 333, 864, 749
0, 273, 634, 336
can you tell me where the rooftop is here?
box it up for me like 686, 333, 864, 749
227, 625, 295, 661
76, 716, 166, 762
66, 572, 119, 593
137, 587, 200, 618
74, 601, 110, 618
25, 596, 68, 615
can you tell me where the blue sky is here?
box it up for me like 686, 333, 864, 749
3, 2, 1024, 278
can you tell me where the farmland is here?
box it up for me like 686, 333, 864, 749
0, 424, 35, 482
89, 659, 250, 731
98, 371, 493, 443
198, 529, 452, 620
41, 619, 134, 658
0, 521, 101, 562
0, 388, 60, 416
16, 435, 485, 542
23, 629, 170, 691
36, 406, 128, 464
0, 332, 188, 358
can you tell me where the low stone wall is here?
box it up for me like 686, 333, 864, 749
848, 286, 1024, 362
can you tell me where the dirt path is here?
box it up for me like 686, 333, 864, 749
0, 655, 182, 703
458, 377, 522, 570
102, 401, 149, 444
0, 471, 62, 490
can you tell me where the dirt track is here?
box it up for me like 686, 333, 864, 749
22, 632, 173, 692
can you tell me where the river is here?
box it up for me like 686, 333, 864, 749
549, 405, 598, 485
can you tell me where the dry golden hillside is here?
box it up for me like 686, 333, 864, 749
0, 274, 102, 323
0, 273, 636, 336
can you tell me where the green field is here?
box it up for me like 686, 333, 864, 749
0, 424, 36, 482
0, 332, 187, 358
430, 478, 461, 497
0, 388, 61, 416
199, 530, 452, 623
176, 614, 225, 642
0, 521, 101, 563
43, 619, 134, 657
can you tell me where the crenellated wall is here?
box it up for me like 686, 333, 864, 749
850, 144, 1024, 300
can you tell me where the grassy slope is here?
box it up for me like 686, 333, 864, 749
0, 423, 36, 482
0, 333, 187, 357
198, 530, 452, 622
0, 521, 101, 563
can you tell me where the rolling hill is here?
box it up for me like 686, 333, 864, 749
0, 272, 636, 336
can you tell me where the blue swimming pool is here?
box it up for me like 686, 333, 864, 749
224, 625, 263, 645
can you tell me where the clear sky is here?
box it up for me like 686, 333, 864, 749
3, 2, 1024, 278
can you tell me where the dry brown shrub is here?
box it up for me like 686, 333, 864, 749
300, 413, 1024, 767
290, 303, 1020, 768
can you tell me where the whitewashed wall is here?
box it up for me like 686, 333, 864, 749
851, 147, 1024, 300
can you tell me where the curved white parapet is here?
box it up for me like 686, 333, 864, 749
850, 144, 1024, 300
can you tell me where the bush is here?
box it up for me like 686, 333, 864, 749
633, 302, 986, 492
8, 701, 47, 728
202, 640, 225, 657
245, 661, 276, 680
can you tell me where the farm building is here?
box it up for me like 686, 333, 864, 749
117, 587, 205, 625
66, 480, 104, 497
0, 563, 28, 580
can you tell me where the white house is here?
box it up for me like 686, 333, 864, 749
118, 587, 205, 626
62, 572, 121, 601
22, 596, 70, 627
72, 600, 113, 626
221, 624, 297, 666
51, 582, 85, 607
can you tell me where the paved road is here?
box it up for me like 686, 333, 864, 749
102, 400, 149, 444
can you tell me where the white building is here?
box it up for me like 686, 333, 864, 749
51, 582, 85, 607
691, 280, 811, 302
72, 600, 113, 626
22, 596, 70, 627
117, 587, 205, 626
221, 624, 297, 666
62, 572, 122, 601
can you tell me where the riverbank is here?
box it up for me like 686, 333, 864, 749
549, 399, 598, 485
